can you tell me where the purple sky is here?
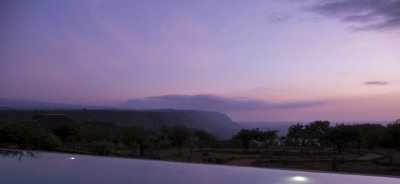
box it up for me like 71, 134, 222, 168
1, 0, 399, 122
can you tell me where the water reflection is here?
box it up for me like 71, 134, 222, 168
289, 176, 308, 182
0, 149, 398, 184
0, 149, 39, 160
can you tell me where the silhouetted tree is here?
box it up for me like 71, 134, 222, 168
325, 124, 359, 153
193, 130, 217, 149
123, 125, 153, 156
53, 122, 80, 141
77, 122, 122, 143
257, 130, 279, 147
162, 126, 191, 152
380, 120, 400, 148
286, 123, 305, 146
352, 124, 385, 152
304, 120, 330, 147
233, 129, 253, 151
0, 121, 60, 150
89, 141, 114, 155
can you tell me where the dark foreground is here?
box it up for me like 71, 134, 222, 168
1, 149, 399, 184
1, 114, 399, 176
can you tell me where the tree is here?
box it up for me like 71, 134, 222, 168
286, 123, 305, 146
325, 124, 359, 153
380, 121, 400, 148
233, 129, 253, 151
233, 128, 279, 151
89, 141, 114, 155
379, 120, 400, 169
304, 120, 330, 147
0, 121, 28, 147
123, 125, 153, 156
279, 136, 287, 146
258, 130, 279, 147
77, 122, 122, 143
53, 122, 80, 141
162, 126, 191, 152
192, 130, 217, 149
352, 124, 385, 152
0, 121, 60, 150
0, 122, 4, 146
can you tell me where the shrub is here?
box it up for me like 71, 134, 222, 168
214, 158, 224, 164
33, 133, 61, 150
89, 141, 114, 155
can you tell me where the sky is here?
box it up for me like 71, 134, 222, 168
1, 0, 399, 122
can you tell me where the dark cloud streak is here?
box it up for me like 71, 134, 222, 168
309, 0, 400, 30
365, 81, 389, 85
122, 94, 326, 112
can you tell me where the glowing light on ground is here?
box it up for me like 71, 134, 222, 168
290, 176, 308, 182
69, 157, 76, 160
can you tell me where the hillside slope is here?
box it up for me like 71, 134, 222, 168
0, 109, 240, 139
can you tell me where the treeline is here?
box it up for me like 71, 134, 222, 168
0, 109, 240, 140
233, 120, 400, 153
0, 120, 217, 157
0, 119, 399, 157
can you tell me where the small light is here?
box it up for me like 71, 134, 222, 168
69, 156, 76, 160
290, 176, 308, 182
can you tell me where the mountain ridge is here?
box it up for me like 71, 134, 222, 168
0, 98, 241, 139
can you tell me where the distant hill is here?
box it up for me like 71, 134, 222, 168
0, 109, 240, 140
237, 122, 305, 136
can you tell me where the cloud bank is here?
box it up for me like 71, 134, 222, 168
122, 94, 325, 112
365, 81, 390, 85
309, 0, 400, 30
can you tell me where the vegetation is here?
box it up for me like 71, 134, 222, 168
0, 121, 60, 150
0, 109, 240, 140
0, 115, 399, 176
232, 128, 278, 151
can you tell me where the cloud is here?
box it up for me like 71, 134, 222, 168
121, 94, 325, 111
266, 12, 292, 24
365, 81, 390, 85
309, 0, 400, 30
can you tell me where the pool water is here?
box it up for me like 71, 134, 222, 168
0, 149, 399, 184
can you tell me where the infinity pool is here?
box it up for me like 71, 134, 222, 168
0, 149, 399, 184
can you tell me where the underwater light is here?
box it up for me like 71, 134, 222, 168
290, 176, 308, 182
